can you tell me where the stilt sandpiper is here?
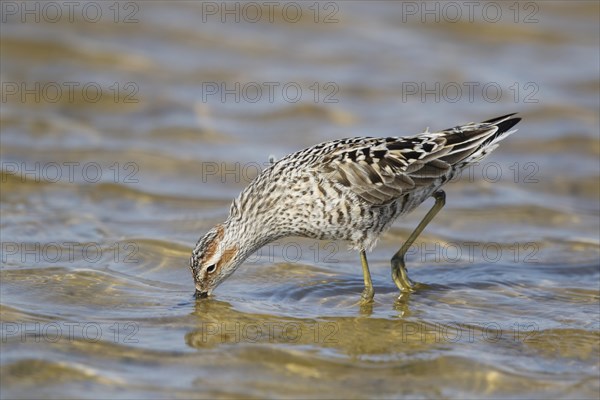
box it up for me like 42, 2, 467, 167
191, 113, 521, 302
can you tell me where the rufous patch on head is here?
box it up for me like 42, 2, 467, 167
202, 224, 224, 262
217, 245, 238, 270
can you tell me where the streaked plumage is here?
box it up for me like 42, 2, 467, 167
190, 113, 521, 300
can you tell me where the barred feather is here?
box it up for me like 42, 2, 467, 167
317, 113, 520, 205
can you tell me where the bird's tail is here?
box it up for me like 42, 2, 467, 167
436, 113, 521, 169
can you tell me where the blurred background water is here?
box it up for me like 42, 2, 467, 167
1, 1, 599, 398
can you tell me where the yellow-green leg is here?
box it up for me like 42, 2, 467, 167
391, 190, 446, 294
360, 250, 374, 302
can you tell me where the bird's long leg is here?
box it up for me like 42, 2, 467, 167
391, 190, 446, 293
360, 250, 374, 302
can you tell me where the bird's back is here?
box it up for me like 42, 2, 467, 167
310, 113, 521, 205
231, 114, 521, 249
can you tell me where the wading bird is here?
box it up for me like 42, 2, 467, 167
190, 114, 521, 302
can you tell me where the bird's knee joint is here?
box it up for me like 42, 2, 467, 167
391, 255, 404, 265
434, 190, 446, 205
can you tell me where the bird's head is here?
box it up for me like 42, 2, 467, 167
190, 223, 240, 298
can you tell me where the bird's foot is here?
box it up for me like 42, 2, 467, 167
360, 286, 374, 303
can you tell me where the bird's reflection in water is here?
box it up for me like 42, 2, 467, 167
184, 290, 453, 358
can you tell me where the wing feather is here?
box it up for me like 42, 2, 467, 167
317, 114, 520, 205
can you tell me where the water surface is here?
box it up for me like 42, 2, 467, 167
1, 1, 599, 399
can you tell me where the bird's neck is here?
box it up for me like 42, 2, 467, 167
223, 214, 284, 265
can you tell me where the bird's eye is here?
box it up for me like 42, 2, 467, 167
206, 264, 216, 273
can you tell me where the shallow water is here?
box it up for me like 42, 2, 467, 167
1, 1, 599, 399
